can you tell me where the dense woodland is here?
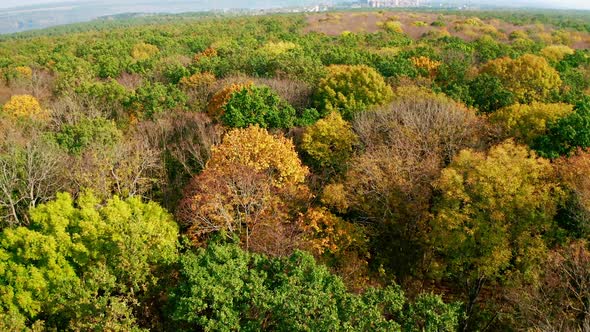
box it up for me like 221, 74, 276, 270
0, 9, 589, 331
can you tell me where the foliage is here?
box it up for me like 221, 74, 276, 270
221, 85, 297, 129
314, 64, 393, 119
301, 112, 358, 174
169, 240, 460, 332
0, 9, 589, 331
53, 117, 122, 155
533, 99, 590, 158
490, 102, 574, 145
2, 95, 49, 121
480, 54, 562, 103
0, 192, 178, 329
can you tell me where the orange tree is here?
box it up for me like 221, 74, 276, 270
177, 126, 309, 256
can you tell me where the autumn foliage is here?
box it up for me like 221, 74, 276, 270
2, 9, 590, 332
206, 82, 252, 119
480, 54, 562, 103
178, 126, 309, 255
314, 64, 393, 119
2, 95, 49, 121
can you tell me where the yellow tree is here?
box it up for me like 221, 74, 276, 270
431, 141, 562, 327
540, 45, 575, 62
411, 56, 441, 78
2, 95, 49, 121
314, 64, 392, 119
301, 112, 358, 174
481, 54, 562, 103
131, 42, 159, 60
490, 102, 574, 145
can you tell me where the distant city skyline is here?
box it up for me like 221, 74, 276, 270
1, 0, 589, 10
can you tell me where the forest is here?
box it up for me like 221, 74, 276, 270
0, 8, 589, 331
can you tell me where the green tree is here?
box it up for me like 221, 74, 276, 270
0, 192, 178, 330
221, 85, 296, 129
53, 117, 122, 155
169, 240, 460, 332
468, 73, 515, 113
126, 82, 187, 119
533, 98, 590, 158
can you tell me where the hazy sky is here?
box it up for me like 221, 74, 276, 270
0, 0, 589, 10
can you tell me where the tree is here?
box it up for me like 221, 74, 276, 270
53, 117, 122, 155
511, 240, 590, 331
180, 72, 216, 111
177, 126, 309, 255
0, 124, 66, 228
207, 126, 308, 187
468, 73, 515, 113
480, 54, 562, 103
540, 45, 575, 63
333, 87, 484, 278
490, 102, 574, 145
169, 240, 461, 332
69, 132, 164, 200
2, 94, 49, 121
221, 85, 296, 129
300, 112, 358, 175
126, 82, 187, 119
411, 56, 441, 78
131, 42, 159, 61
0, 192, 178, 330
298, 206, 370, 291
431, 141, 561, 329
314, 64, 393, 119
555, 149, 590, 238
533, 98, 590, 158
136, 111, 222, 207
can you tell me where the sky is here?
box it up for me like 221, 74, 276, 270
0, 0, 589, 10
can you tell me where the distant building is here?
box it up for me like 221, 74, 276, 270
366, 0, 420, 7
